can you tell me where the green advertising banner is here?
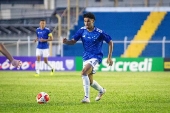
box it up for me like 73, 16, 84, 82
75, 57, 83, 71
76, 57, 164, 72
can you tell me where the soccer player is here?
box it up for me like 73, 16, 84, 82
34, 19, 54, 76
0, 43, 22, 69
63, 12, 113, 103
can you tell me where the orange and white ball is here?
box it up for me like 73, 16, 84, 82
36, 92, 50, 104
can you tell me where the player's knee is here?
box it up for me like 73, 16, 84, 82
81, 69, 87, 75
44, 59, 48, 64
36, 56, 41, 61
87, 67, 92, 75
81, 69, 89, 75
81, 68, 92, 75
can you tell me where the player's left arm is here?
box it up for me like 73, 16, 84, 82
39, 32, 53, 42
107, 40, 113, 66
102, 30, 113, 66
47, 33, 53, 41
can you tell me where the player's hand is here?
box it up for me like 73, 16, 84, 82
39, 38, 47, 42
107, 57, 113, 66
34, 39, 37, 43
63, 38, 67, 44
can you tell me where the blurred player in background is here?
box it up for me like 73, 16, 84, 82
34, 19, 54, 76
63, 12, 113, 103
0, 43, 22, 69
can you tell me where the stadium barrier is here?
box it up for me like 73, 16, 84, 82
0, 56, 75, 71
76, 57, 164, 72
0, 56, 167, 72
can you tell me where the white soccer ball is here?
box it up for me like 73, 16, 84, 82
36, 92, 50, 104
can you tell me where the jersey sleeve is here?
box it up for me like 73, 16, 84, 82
47, 29, 52, 37
101, 31, 112, 43
48, 33, 52, 37
72, 28, 83, 41
36, 29, 38, 37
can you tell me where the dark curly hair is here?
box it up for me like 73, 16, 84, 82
83, 12, 95, 20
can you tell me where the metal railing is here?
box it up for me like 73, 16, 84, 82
0, 36, 170, 58
122, 36, 170, 57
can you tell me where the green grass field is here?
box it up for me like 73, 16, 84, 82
0, 71, 170, 113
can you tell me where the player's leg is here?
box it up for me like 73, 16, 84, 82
88, 73, 106, 101
44, 57, 54, 75
43, 49, 54, 75
0, 43, 22, 68
81, 63, 92, 103
36, 56, 41, 75
35, 48, 41, 75
87, 58, 106, 101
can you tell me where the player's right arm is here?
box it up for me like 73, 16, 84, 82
63, 28, 83, 45
34, 38, 38, 43
63, 38, 77, 45
34, 29, 39, 43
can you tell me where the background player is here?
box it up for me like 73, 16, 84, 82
0, 43, 22, 69
34, 19, 54, 76
63, 12, 113, 103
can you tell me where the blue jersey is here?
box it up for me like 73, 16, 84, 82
72, 27, 112, 64
36, 27, 51, 49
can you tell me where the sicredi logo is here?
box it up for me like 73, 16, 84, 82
101, 58, 152, 72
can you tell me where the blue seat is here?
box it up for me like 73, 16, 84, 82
141, 12, 170, 57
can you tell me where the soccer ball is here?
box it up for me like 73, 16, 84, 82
36, 92, 50, 104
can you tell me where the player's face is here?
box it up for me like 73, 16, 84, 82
39, 21, 46, 29
84, 18, 94, 31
